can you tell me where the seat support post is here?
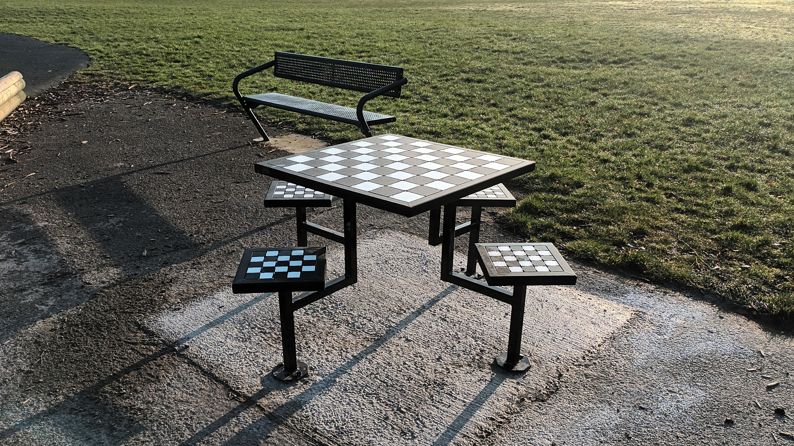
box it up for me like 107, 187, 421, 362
495, 284, 530, 372
465, 205, 482, 276
273, 290, 308, 381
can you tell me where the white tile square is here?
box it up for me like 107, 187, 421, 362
382, 141, 403, 147
353, 182, 382, 192
321, 155, 346, 163
447, 155, 470, 162
478, 154, 501, 161
482, 162, 509, 171
352, 172, 380, 181
504, 256, 517, 261
493, 261, 507, 267
498, 246, 511, 251
410, 141, 432, 147
287, 155, 313, 163
352, 163, 378, 171
421, 171, 448, 180
451, 162, 475, 170
456, 171, 482, 180
385, 162, 410, 170
536, 266, 550, 272
488, 251, 501, 256
352, 141, 373, 147
387, 171, 414, 180
545, 260, 559, 266
509, 266, 523, 273
319, 163, 345, 172
442, 148, 465, 154
285, 164, 312, 172
426, 180, 454, 190
529, 255, 542, 261
380, 135, 401, 141
416, 154, 439, 161
391, 181, 419, 191
352, 155, 376, 162
391, 191, 423, 202
519, 261, 533, 267
522, 246, 536, 251
418, 162, 443, 170
317, 172, 346, 182
352, 147, 376, 154
538, 250, 552, 256
322, 148, 345, 154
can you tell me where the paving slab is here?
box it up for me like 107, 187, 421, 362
148, 230, 633, 445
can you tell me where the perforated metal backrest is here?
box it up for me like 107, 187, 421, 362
274, 52, 404, 98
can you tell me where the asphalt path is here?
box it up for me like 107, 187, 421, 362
0, 33, 89, 96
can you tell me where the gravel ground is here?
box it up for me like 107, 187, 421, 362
0, 80, 792, 446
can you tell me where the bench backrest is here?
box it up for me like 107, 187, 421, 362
274, 52, 404, 98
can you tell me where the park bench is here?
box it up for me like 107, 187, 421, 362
232, 52, 407, 141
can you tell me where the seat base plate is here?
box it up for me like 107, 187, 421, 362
493, 353, 531, 373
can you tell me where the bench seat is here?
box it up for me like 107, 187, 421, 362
244, 93, 396, 126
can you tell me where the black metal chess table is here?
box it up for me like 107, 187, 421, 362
254, 134, 536, 351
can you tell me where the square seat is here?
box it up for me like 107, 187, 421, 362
232, 247, 327, 293
475, 242, 576, 286
457, 183, 516, 207
264, 181, 333, 207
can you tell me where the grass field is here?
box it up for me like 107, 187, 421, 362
1, 0, 792, 317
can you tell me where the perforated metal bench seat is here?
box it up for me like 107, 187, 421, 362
244, 93, 396, 126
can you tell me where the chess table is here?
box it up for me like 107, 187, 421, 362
254, 134, 536, 323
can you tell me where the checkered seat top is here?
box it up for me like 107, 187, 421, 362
232, 247, 326, 293
457, 183, 516, 207
264, 181, 333, 207
475, 243, 576, 286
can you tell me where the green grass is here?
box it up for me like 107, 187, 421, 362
1, 0, 792, 316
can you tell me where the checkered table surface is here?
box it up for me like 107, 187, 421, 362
256, 134, 534, 215
232, 247, 327, 293
475, 243, 576, 286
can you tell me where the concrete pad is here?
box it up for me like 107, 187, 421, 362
147, 230, 632, 444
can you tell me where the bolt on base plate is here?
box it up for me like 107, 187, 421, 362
494, 353, 531, 373
272, 361, 309, 382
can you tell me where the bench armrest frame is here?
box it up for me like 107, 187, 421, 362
356, 77, 408, 137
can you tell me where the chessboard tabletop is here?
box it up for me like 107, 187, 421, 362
255, 134, 535, 216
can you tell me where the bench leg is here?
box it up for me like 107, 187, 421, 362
465, 205, 482, 276
296, 207, 308, 246
242, 103, 271, 142
494, 285, 531, 373
272, 290, 308, 381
